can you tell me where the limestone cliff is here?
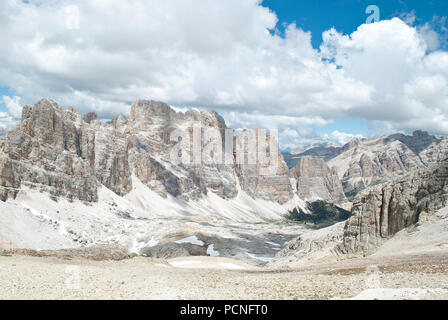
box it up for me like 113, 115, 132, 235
0, 98, 294, 206
327, 132, 448, 200
339, 158, 448, 254
290, 157, 347, 204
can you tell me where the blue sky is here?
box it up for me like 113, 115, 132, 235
1, 0, 448, 148
263, 0, 448, 49
260, 0, 448, 142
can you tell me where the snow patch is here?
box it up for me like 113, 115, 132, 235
207, 244, 220, 257
169, 260, 202, 267
175, 236, 205, 246
245, 252, 273, 262
218, 263, 245, 270
130, 237, 160, 254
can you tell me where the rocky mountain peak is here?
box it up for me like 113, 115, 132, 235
129, 100, 177, 123
282, 143, 342, 169
83, 112, 99, 124
386, 130, 438, 154
327, 130, 448, 200
341, 137, 361, 152
339, 158, 448, 255
412, 130, 429, 138
111, 114, 128, 129
290, 156, 347, 204
200, 109, 227, 129
0, 98, 296, 207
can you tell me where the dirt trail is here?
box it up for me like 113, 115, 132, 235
1, 251, 448, 300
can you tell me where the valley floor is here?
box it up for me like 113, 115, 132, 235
1, 250, 448, 300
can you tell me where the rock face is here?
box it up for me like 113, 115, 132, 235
0, 157, 18, 201
271, 222, 345, 268
290, 157, 347, 204
282, 142, 341, 169
339, 158, 448, 255
0, 98, 294, 206
327, 132, 448, 200
82, 112, 99, 124
234, 129, 293, 204
387, 130, 439, 154
3, 100, 99, 202
140, 242, 208, 259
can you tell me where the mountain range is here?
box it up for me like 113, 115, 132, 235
283, 131, 448, 200
1, 98, 448, 266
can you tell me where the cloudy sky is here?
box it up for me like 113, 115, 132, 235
1, 0, 447, 149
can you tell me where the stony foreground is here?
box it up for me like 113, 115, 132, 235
1, 251, 447, 300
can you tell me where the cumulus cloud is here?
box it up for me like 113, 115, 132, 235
321, 18, 448, 135
2, 96, 22, 118
0, 1, 447, 147
0, 1, 371, 116
418, 23, 441, 51
0, 95, 22, 131
322, 131, 364, 146
223, 111, 332, 149
0, 111, 16, 132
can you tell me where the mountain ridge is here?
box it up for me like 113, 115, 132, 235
283, 131, 448, 200
0, 98, 299, 210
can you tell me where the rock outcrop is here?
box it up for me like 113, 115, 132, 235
140, 242, 208, 259
0, 98, 294, 206
283, 131, 448, 201
82, 112, 99, 124
282, 142, 341, 169
327, 132, 448, 200
3, 100, 99, 202
0, 157, 18, 201
271, 222, 345, 268
290, 157, 347, 204
234, 129, 293, 204
339, 158, 448, 255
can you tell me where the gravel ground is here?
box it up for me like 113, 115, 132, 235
1, 251, 448, 300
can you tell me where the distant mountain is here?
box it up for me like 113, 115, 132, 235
276, 157, 448, 266
386, 130, 439, 154
289, 156, 347, 205
328, 131, 448, 200
283, 131, 448, 201
282, 142, 341, 169
339, 158, 448, 255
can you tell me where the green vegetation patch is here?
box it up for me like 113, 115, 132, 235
287, 200, 351, 225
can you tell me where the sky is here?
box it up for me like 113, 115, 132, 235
264, 0, 448, 50
0, 0, 447, 149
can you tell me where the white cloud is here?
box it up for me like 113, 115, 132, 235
418, 23, 440, 51
0, 111, 16, 132
400, 11, 417, 26
322, 130, 364, 146
2, 95, 22, 119
1, 95, 22, 131
401, 12, 446, 52
0, 1, 447, 147
0, 1, 372, 117
61, 5, 80, 30
223, 111, 331, 149
321, 18, 448, 135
